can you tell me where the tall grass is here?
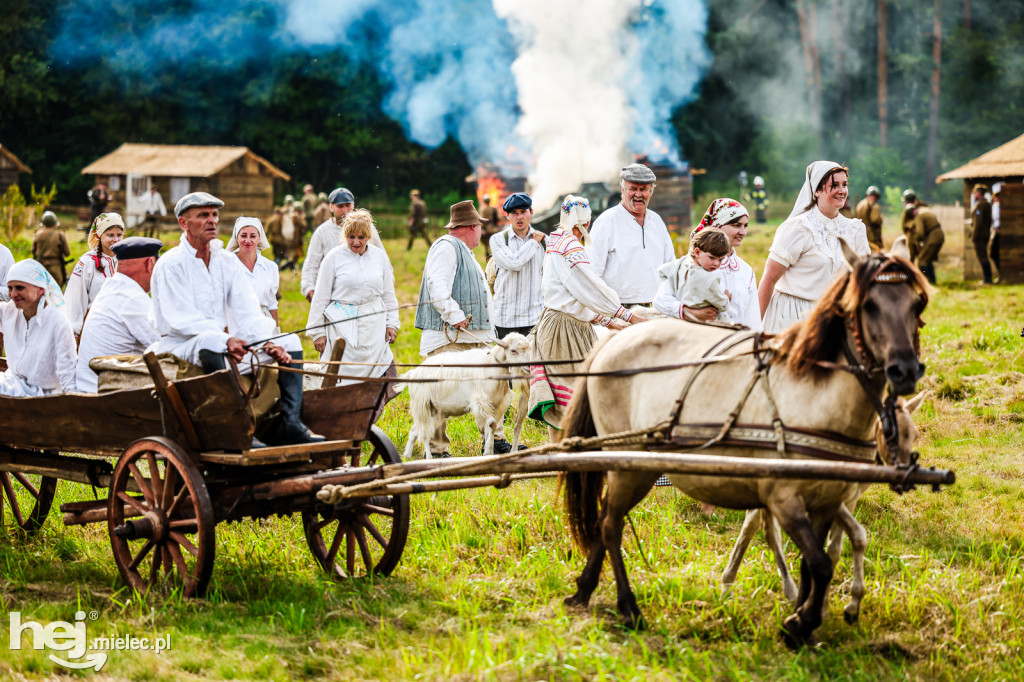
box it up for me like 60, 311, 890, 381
2, 212, 1023, 679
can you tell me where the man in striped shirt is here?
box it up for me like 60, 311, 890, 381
489, 192, 544, 339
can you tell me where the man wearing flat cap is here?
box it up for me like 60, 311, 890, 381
75, 237, 162, 393
148, 192, 322, 445
416, 200, 513, 455
301, 187, 384, 302
588, 162, 675, 306
489, 192, 544, 339
970, 184, 994, 284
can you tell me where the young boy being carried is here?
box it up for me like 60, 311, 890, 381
656, 228, 732, 323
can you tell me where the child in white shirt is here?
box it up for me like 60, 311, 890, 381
657, 228, 732, 322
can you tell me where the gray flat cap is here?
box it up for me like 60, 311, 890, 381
174, 192, 224, 218
329, 187, 355, 205
620, 163, 657, 184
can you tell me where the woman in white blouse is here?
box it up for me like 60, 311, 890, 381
528, 195, 641, 437
307, 209, 400, 412
758, 161, 870, 333
654, 198, 761, 330
64, 212, 124, 337
227, 216, 282, 326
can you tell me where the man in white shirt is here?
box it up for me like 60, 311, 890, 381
148, 192, 322, 446
301, 187, 354, 302
142, 187, 168, 238
489, 192, 544, 338
588, 162, 676, 306
0, 241, 14, 302
75, 237, 162, 393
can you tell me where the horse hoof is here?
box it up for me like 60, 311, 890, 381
779, 616, 811, 650
622, 613, 647, 631
564, 593, 589, 608
844, 609, 859, 625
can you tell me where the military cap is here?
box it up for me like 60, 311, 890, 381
329, 187, 355, 205
41, 210, 59, 227
502, 192, 533, 212
174, 192, 223, 218
972, 183, 989, 194
901, 188, 916, 203
620, 163, 657, 184
111, 236, 163, 260
866, 185, 881, 197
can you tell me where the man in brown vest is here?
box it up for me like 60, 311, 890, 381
32, 211, 72, 287
855, 185, 884, 251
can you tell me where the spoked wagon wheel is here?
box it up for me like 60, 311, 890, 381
0, 471, 57, 534
108, 437, 215, 598
303, 426, 410, 579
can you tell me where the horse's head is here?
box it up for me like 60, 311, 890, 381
840, 239, 929, 396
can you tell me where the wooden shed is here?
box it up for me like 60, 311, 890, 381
0, 144, 32, 195
937, 132, 1024, 283
81, 143, 290, 229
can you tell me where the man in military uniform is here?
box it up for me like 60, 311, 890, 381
970, 184, 994, 284
301, 184, 318, 235
855, 186, 884, 251
905, 202, 943, 284
899, 189, 930, 262
407, 189, 432, 250
31, 211, 72, 287
478, 194, 502, 259
749, 176, 768, 223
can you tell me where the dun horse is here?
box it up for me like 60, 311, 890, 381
559, 243, 929, 647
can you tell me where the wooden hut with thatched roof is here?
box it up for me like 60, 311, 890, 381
82, 143, 290, 229
0, 144, 32, 195
937, 132, 1024, 283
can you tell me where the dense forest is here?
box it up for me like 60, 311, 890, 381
2, 0, 1022, 207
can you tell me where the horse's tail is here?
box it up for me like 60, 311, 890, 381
558, 337, 608, 554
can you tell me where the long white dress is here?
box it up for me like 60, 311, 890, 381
64, 251, 117, 335
231, 252, 302, 354
0, 299, 77, 396
306, 244, 399, 385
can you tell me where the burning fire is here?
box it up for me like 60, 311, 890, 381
476, 169, 507, 207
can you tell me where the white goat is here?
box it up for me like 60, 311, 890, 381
720, 390, 929, 623
401, 333, 532, 459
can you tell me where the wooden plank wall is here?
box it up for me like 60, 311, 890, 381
961, 180, 1024, 283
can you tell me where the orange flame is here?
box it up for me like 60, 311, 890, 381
476, 167, 508, 207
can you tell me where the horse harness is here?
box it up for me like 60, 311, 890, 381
652, 256, 921, 493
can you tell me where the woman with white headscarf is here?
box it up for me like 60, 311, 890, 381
227, 216, 282, 325
64, 212, 125, 337
757, 161, 870, 333
0, 259, 77, 395
654, 198, 761, 330
528, 195, 640, 436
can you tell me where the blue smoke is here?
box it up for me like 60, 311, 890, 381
49, 0, 707, 169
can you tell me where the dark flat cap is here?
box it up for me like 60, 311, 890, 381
174, 192, 223, 218
620, 163, 657, 184
329, 187, 355, 205
502, 192, 533, 212
111, 236, 163, 260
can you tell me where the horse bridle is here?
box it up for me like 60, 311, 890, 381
834, 256, 923, 493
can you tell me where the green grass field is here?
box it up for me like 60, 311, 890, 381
2, 211, 1023, 680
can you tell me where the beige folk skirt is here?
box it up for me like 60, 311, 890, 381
762, 290, 814, 334
528, 308, 597, 429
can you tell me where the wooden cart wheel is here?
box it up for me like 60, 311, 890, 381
108, 437, 215, 598
303, 426, 410, 579
1, 472, 57, 534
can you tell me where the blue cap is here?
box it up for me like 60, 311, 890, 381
111, 236, 163, 260
329, 187, 355, 205
502, 192, 533, 212
173, 192, 223, 218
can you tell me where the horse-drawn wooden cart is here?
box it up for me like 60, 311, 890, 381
0, 349, 410, 597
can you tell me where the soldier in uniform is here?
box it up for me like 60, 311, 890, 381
855, 185, 884, 251
301, 184, 318, 235
407, 189, 432, 250
970, 183, 994, 284
479, 194, 502, 259
31, 211, 72, 287
905, 202, 943, 284
749, 176, 768, 223
899, 189, 929, 262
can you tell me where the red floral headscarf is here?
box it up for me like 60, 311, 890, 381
690, 198, 748, 240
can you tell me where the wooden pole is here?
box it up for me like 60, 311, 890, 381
320, 338, 347, 389
143, 352, 202, 451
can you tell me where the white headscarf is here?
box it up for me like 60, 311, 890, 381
226, 216, 271, 252
6, 259, 65, 309
559, 195, 593, 246
789, 160, 845, 219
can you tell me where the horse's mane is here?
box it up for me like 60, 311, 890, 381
770, 253, 929, 377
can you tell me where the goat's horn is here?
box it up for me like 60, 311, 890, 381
493, 337, 509, 349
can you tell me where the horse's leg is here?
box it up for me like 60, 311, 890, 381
602, 471, 660, 630
565, 540, 607, 608
763, 511, 799, 604
770, 497, 837, 648
721, 509, 762, 590
833, 503, 868, 624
